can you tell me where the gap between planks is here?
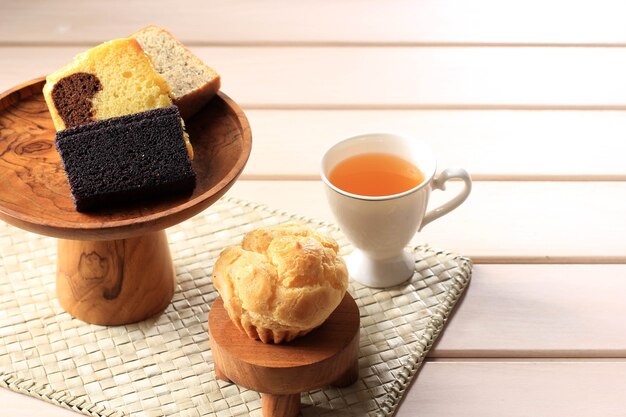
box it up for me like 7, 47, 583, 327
453, 256, 626, 264
243, 104, 626, 111
240, 175, 626, 182
7, 41, 626, 48
425, 357, 626, 362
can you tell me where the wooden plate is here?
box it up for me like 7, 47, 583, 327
0, 78, 252, 240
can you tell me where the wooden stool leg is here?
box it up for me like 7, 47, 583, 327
262, 393, 300, 417
332, 356, 359, 387
214, 362, 231, 382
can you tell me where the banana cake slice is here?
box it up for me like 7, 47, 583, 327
132, 25, 221, 120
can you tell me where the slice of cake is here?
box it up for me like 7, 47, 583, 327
43, 38, 193, 158
132, 26, 221, 120
55, 106, 196, 212
43, 38, 172, 131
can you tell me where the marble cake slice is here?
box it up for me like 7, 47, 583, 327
55, 106, 196, 212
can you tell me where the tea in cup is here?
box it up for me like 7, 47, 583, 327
320, 132, 472, 288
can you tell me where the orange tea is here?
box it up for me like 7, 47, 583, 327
328, 152, 424, 196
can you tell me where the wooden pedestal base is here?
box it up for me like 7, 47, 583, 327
56, 230, 175, 325
209, 294, 360, 417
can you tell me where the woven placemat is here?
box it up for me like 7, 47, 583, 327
0, 197, 471, 417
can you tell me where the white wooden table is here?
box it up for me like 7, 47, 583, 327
2, 1, 626, 415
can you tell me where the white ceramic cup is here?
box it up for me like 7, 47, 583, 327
320, 132, 472, 288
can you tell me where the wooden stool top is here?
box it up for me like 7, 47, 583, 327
209, 293, 360, 395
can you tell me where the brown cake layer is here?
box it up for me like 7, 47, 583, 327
51, 72, 102, 128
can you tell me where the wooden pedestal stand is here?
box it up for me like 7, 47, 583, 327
0, 78, 252, 325
209, 294, 360, 417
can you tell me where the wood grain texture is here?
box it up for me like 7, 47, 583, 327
5, 47, 626, 108
245, 109, 626, 179
227, 180, 626, 262
431, 264, 626, 358
209, 294, 360, 395
3, 0, 626, 46
56, 231, 175, 325
0, 79, 251, 240
395, 361, 626, 417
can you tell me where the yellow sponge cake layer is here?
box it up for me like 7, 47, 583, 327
43, 38, 172, 131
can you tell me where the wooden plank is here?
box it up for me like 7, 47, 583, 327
226, 180, 626, 262
3, 0, 626, 46
395, 361, 626, 417
5, 361, 626, 416
2, 84, 625, 179
431, 264, 626, 358
4, 47, 626, 108
0, 388, 79, 416
244, 109, 626, 180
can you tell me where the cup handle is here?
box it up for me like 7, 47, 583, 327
419, 168, 472, 231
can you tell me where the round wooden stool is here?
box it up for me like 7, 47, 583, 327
208, 294, 360, 417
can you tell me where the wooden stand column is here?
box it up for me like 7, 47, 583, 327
209, 294, 360, 417
56, 230, 175, 325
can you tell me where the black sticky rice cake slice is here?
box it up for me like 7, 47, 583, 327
55, 106, 196, 212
